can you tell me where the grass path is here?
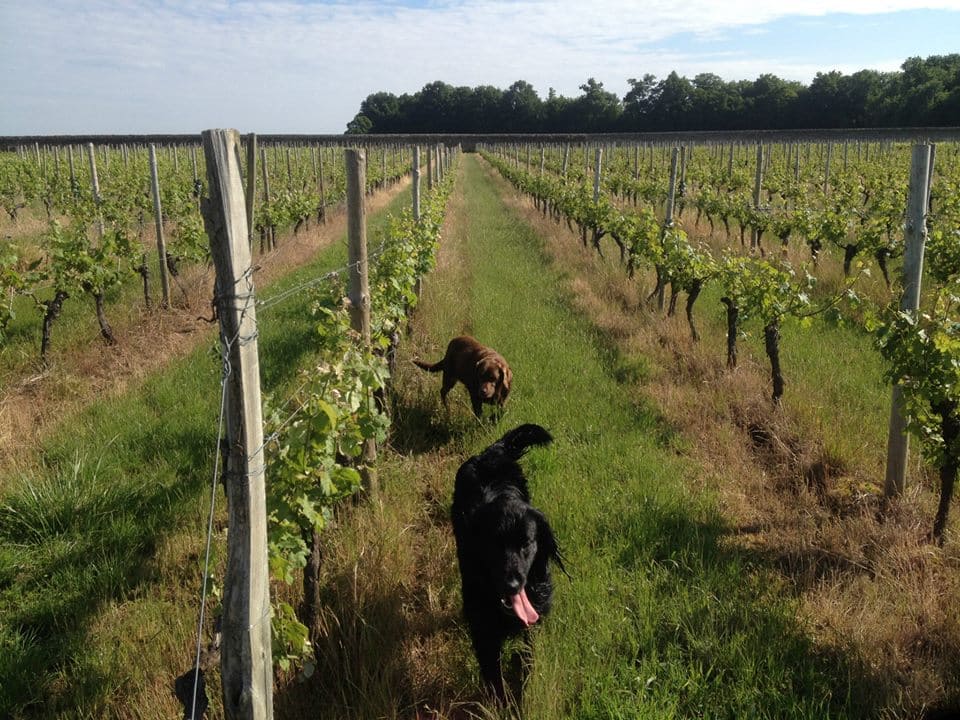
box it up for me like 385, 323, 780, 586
288, 155, 871, 719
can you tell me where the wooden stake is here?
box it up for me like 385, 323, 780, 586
200, 128, 273, 720
592, 148, 603, 203
664, 147, 679, 226
86, 143, 104, 240
259, 146, 273, 251
884, 143, 933, 498
148, 145, 171, 308
244, 134, 257, 252
345, 148, 378, 497
752, 143, 764, 251
412, 146, 421, 222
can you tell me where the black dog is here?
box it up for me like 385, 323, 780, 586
451, 423, 565, 702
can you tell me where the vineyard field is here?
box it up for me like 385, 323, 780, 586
1, 136, 959, 719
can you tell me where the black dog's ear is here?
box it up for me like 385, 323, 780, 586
531, 509, 570, 578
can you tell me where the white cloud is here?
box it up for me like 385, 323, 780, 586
1, 0, 958, 133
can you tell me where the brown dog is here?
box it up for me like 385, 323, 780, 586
414, 336, 512, 419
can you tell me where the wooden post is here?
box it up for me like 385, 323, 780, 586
345, 149, 378, 497
824, 142, 833, 195
664, 147, 679, 226
561, 143, 570, 179
200, 128, 273, 720
87, 143, 105, 240
259, 146, 273, 251
927, 144, 938, 211
412, 146, 421, 222
884, 143, 933, 498
752, 143, 764, 251
148, 145, 172, 308
68, 145, 76, 191
426, 148, 433, 192
592, 148, 603, 203
412, 146, 423, 299
245, 134, 257, 252
318, 148, 327, 225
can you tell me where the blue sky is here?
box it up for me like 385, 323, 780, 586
1, 1, 958, 135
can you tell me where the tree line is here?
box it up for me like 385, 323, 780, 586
346, 54, 960, 134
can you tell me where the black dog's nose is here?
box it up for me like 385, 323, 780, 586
505, 574, 522, 594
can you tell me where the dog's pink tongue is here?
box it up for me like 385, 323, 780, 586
509, 588, 539, 626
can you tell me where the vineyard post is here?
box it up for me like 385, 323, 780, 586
751, 143, 764, 251
727, 143, 733, 176
148, 145, 172, 309
427, 148, 433, 192
562, 143, 570, 179
664, 146, 679, 227
259, 146, 273, 251
412, 146, 421, 222
679, 145, 688, 216
593, 148, 603, 203
345, 148, 379, 498
200, 128, 274, 720
318, 148, 327, 225
539, 145, 545, 177
245, 134, 257, 252
824, 142, 833, 195
86, 143, 105, 240
363, 149, 370, 193
884, 143, 933, 498
634, 144, 640, 179
68, 145, 76, 190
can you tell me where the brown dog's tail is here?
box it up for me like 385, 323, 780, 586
413, 358, 444, 372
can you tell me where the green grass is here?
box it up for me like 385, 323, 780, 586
438, 156, 872, 718
0, 187, 412, 718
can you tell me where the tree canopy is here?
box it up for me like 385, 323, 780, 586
346, 55, 960, 133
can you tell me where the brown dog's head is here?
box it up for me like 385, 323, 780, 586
477, 356, 511, 404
